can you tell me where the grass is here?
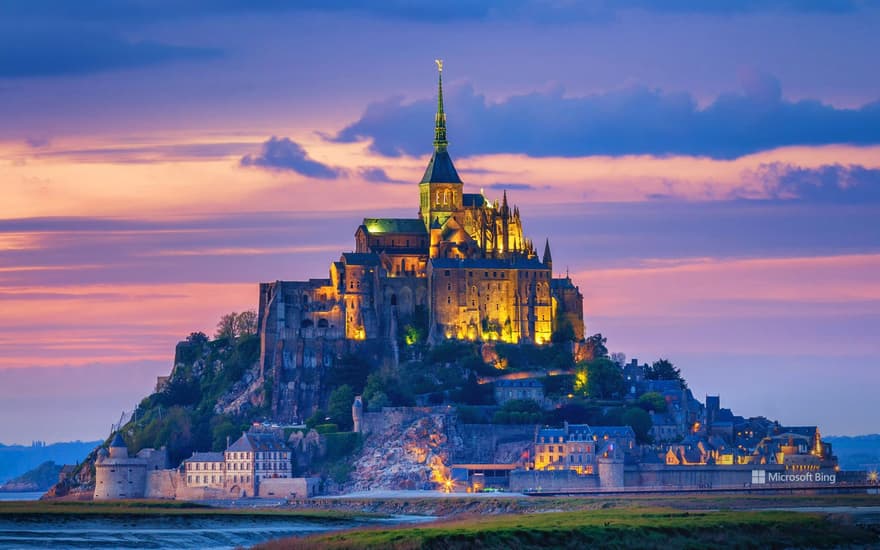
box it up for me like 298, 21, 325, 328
0, 499, 381, 522
255, 507, 880, 549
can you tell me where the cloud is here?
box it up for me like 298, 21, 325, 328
753, 163, 880, 203
0, 24, 220, 78
332, 75, 880, 160
240, 137, 344, 179
30, 141, 256, 164
485, 182, 540, 191
0, 1, 868, 26
358, 167, 406, 184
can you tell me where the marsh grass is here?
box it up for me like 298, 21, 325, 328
256, 508, 879, 549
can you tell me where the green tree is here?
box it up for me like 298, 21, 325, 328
234, 310, 258, 336
306, 409, 328, 429
585, 358, 625, 399
645, 358, 687, 389
186, 331, 208, 347
584, 333, 609, 360
211, 417, 244, 451
622, 407, 653, 444
214, 310, 258, 341
638, 392, 668, 413
327, 385, 355, 431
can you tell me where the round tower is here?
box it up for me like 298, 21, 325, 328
94, 432, 148, 500
597, 443, 625, 489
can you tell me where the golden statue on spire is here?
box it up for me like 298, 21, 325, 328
435, 59, 443, 72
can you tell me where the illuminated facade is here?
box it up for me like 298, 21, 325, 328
258, 63, 585, 420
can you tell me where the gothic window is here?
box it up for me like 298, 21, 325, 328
436, 190, 441, 204
447, 283, 451, 291
447, 296, 451, 304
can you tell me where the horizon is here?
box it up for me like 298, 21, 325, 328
2, 1, 879, 444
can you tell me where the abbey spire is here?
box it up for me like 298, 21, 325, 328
433, 59, 448, 151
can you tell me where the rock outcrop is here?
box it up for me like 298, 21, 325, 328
349, 410, 461, 491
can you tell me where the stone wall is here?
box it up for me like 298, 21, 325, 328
509, 469, 598, 492
626, 464, 756, 488
259, 477, 320, 498
453, 424, 535, 463
144, 470, 179, 499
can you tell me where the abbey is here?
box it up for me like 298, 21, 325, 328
257, 63, 585, 420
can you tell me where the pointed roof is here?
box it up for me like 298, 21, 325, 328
421, 149, 462, 184
421, 60, 462, 185
542, 238, 552, 265
110, 432, 126, 448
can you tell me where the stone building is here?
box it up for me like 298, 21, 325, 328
94, 433, 167, 500
183, 452, 225, 489
181, 431, 292, 497
494, 379, 544, 405
531, 423, 636, 475
258, 62, 585, 421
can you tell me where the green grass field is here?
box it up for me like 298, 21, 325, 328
255, 507, 880, 549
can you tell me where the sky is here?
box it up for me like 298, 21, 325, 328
1, 0, 879, 444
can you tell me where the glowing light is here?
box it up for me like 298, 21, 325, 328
574, 369, 588, 396
869, 470, 878, 483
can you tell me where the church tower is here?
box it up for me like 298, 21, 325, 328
419, 60, 463, 229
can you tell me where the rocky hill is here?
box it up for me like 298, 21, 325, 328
46, 330, 268, 498
0, 461, 63, 492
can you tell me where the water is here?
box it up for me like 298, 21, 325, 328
0, 493, 42, 502
0, 513, 434, 549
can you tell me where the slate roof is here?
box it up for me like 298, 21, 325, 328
591, 426, 636, 439
227, 432, 289, 453
184, 452, 224, 463
420, 150, 462, 184
462, 193, 486, 207
551, 277, 578, 290
362, 218, 427, 235
537, 428, 566, 440
341, 252, 380, 266
109, 432, 126, 448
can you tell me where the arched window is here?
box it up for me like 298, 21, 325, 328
317, 319, 329, 328
300, 319, 314, 328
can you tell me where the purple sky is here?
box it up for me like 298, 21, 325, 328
1, 1, 878, 444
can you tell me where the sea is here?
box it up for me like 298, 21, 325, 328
0, 494, 433, 549
0, 493, 42, 502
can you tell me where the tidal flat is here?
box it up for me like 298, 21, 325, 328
0, 500, 428, 549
